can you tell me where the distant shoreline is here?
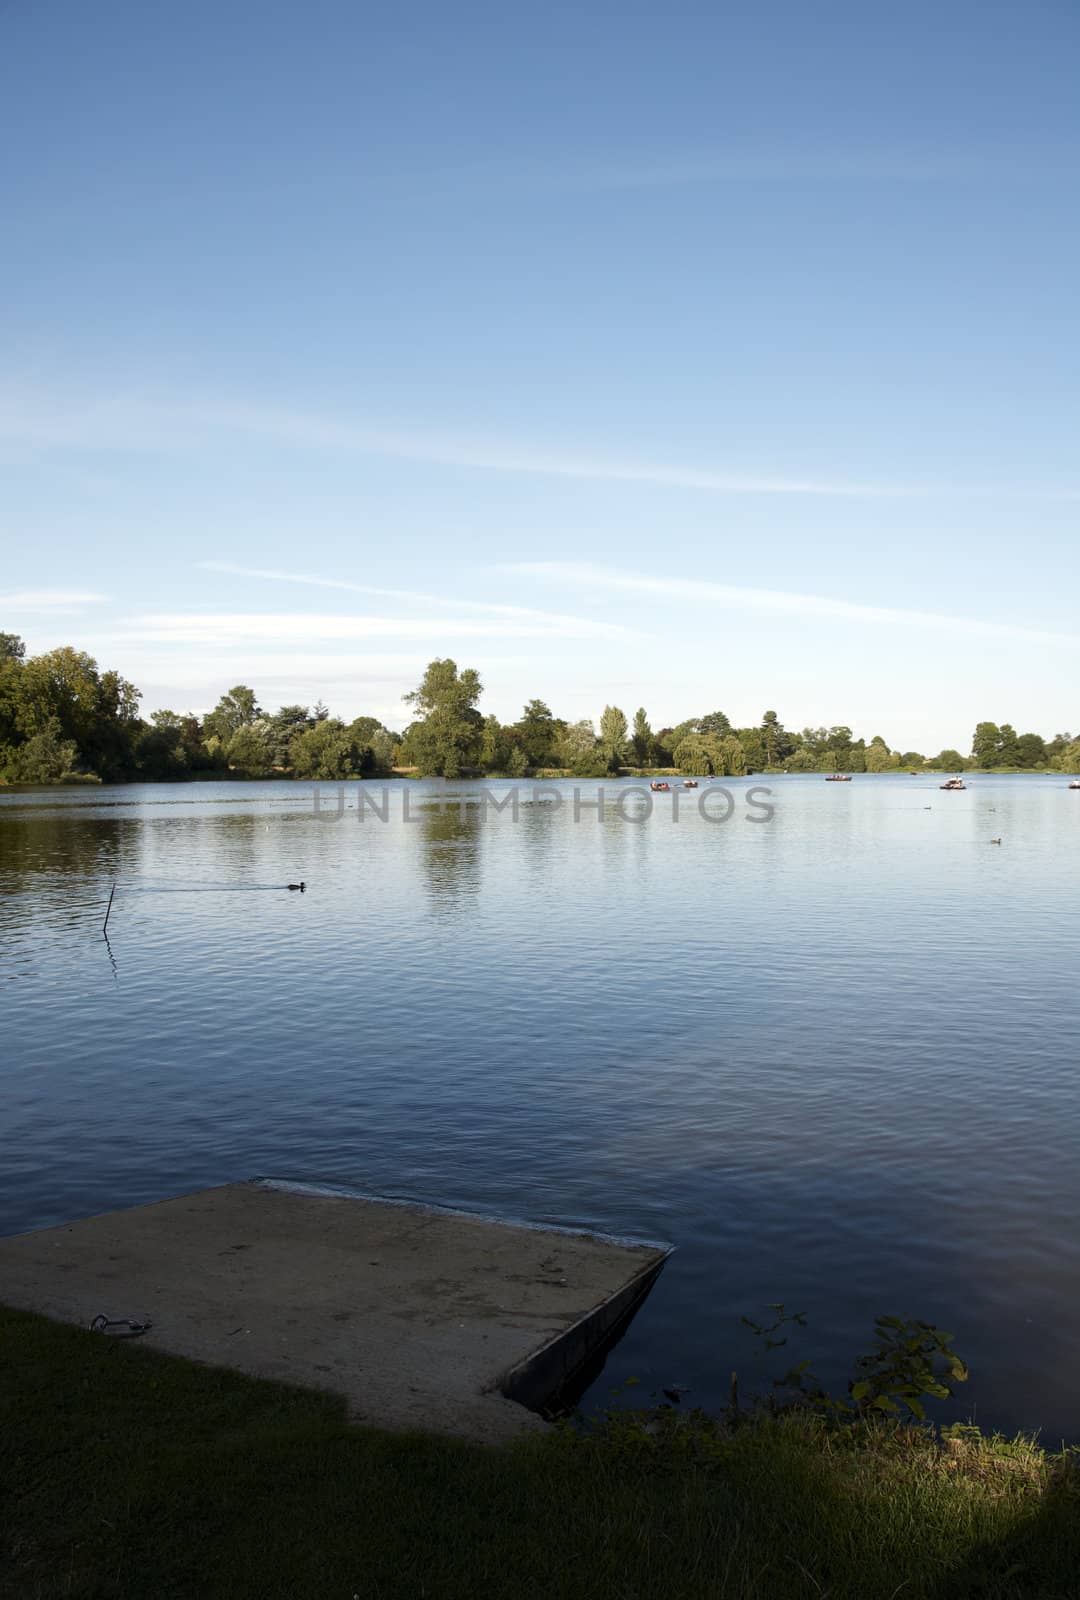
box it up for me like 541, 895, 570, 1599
2, 765, 1077, 791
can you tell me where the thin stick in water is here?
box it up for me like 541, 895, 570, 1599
102, 881, 116, 936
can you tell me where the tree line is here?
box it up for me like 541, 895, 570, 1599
0, 634, 399, 784
2, 633, 1078, 783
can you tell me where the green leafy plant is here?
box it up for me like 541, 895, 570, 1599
848, 1316, 969, 1421
740, 1303, 807, 1351
739, 1307, 969, 1423
740, 1304, 837, 1414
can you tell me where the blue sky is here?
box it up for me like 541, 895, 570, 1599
1, 0, 1077, 751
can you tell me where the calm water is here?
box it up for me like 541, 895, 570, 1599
2, 775, 1079, 1435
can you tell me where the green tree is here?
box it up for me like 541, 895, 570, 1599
933, 749, 967, 771
673, 734, 713, 775
0, 632, 26, 661
179, 714, 219, 771
598, 705, 630, 771
135, 715, 188, 778
558, 719, 603, 775
1015, 732, 1047, 768
402, 659, 484, 777
718, 735, 747, 775
289, 719, 374, 779
996, 724, 1020, 766
204, 686, 262, 744
0, 648, 24, 752
631, 707, 653, 766
3, 717, 78, 783
700, 709, 732, 737
971, 722, 1001, 767
1059, 737, 1080, 773
363, 725, 396, 775
738, 728, 765, 769
651, 728, 675, 766
513, 699, 560, 767
675, 733, 745, 775
668, 717, 702, 754
14, 646, 140, 778
760, 710, 794, 767
794, 725, 853, 766
266, 704, 313, 768
91, 670, 143, 776
226, 724, 271, 776
479, 714, 510, 773
13, 647, 89, 747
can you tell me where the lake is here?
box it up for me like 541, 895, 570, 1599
2, 774, 1079, 1435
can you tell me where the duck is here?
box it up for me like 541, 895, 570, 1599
287, 881, 306, 891
990, 838, 1002, 846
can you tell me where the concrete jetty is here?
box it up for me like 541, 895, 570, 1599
0, 1180, 670, 1442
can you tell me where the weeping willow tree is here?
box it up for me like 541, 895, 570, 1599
718, 735, 747, 775
673, 733, 748, 776
673, 734, 716, 775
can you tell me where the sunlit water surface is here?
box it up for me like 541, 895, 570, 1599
2, 775, 1079, 1434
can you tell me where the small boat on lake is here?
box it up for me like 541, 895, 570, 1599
1069, 780, 1080, 790
650, 780, 671, 792
682, 779, 699, 788
940, 776, 967, 791
825, 774, 852, 782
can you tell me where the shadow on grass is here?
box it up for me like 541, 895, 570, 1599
928, 1460, 1080, 1599
3, 1304, 1079, 1599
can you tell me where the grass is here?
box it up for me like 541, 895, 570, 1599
3, 1305, 1079, 1599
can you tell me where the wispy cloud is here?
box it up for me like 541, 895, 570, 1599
182, 403, 909, 496
0, 385, 913, 498
4, 384, 1077, 501
96, 646, 528, 723
197, 561, 633, 637
506, 562, 1080, 649
0, 589, 109, 613
288, 140, 1053, 199
116, 611, 619, 645
505, 145, 1022, 194
105, 651, 433, 691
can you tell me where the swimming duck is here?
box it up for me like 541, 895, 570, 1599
287, 881, 306, 891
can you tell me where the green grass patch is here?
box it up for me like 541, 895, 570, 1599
3, 1304, 1079, 1599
